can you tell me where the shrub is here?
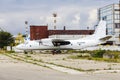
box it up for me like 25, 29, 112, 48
92, 50, 106, 58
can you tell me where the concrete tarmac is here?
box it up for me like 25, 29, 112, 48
0, 54, 120, 80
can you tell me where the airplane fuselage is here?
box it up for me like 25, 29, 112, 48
16, 39, 100, 50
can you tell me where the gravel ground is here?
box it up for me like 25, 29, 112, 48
28, 53, 120, 71
0, 53, 120, 80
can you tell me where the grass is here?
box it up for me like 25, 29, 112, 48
67, 50, 120, 63
68, 54, 120, 63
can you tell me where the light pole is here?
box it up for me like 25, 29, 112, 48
53, 13, 57, 38
53, 13, 57, 30
25, 21, 28, 38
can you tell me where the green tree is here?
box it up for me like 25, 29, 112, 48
0, 31, 14, 48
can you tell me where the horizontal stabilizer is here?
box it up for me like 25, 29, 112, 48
99, 36, 112, 41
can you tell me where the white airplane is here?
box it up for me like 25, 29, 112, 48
16, 20, 112, 53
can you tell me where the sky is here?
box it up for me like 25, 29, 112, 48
0, 0, 119, 35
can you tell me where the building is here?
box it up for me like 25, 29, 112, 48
30, 25, 94, 40
48, 30, 94, 39
30, 25, 48, 40
14, 33, 24, 45
98, 4, 120, 44
48, 30, 93, 35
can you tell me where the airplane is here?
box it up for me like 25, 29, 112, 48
16, 20, 112, 54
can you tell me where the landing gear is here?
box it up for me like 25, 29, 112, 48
24, 50, 33, 54
52, 50, 61, 55
24, 51, 28, 54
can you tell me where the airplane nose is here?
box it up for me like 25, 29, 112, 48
16, 45, 20, 49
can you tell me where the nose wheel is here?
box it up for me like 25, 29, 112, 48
24, 51, 28, 54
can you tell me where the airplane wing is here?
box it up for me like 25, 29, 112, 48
52, 39, 70, 46
99, 35, 112, 41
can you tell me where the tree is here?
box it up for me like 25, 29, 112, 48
0, 31, 14, 48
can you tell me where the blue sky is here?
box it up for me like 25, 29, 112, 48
0, 0, 118, 35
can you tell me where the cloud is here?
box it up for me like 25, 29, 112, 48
72, 13, 81, 25
0, 18, 6, 24
88, 9, 97, 28
46, 5, 82, 30
0, 0, 118, 35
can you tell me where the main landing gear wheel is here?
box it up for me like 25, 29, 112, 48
52, 50, 61, 55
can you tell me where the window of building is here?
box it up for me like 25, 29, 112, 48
115, 23, 120, 28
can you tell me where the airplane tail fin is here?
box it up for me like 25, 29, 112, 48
92, 20, 107, 39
